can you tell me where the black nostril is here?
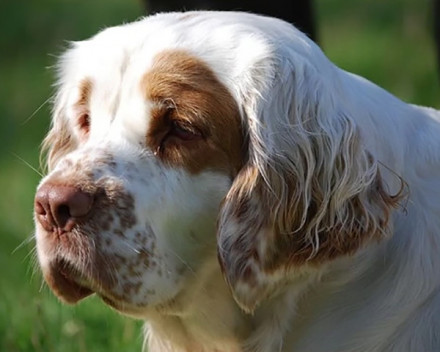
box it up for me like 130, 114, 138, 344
57, 204, 70, 217
55, 204, 72, 230
35, 183, 94, 233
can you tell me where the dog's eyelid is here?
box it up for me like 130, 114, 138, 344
170, 119, 203, 140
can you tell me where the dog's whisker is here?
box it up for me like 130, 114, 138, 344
12, 234, 36, 255
21, 96, 51, 126
11, 152, 43, 177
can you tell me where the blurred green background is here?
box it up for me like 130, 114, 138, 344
0, 0, 438, 351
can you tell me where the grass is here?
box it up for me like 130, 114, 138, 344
1, 0, 439, 351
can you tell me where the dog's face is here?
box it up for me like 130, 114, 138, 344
35, 33, 243, 316
35, 12, 400, 317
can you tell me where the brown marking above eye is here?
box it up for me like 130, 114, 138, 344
142, 50, 244, 176
75, 79, 92, 137
77, 79, 92, 105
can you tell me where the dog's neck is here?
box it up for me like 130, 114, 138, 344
142, 255, 322, 352
143, 256, 250, 352
143, 210, 440, 352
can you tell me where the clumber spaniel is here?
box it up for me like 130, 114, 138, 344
34, 11, 440, 352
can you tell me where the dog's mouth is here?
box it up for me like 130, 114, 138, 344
45, 259, 94, 304
44, 258, 130, 311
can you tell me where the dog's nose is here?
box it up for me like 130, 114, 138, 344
35, 184, 93, 233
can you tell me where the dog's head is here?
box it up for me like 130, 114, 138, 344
35, 12, 401, 316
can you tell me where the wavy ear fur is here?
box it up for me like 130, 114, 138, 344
217, 53, 403, 312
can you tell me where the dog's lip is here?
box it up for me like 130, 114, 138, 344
45, 259, 94, 304
45, 259, 129, 310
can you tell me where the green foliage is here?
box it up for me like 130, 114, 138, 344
1, 0, 439, 351
317, 0, 440, 107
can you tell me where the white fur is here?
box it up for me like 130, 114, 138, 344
37, 11, 440, 352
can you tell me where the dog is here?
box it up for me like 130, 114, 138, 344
34, 11, 440, 352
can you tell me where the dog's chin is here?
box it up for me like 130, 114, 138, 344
42, 256, 181, 319
44, 259, 94, 304
42, 258, 148, 316
97, 295, 147, 317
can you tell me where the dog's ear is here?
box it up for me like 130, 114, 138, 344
217, 51, 403, 313
41, 48, 81, 173
41, 99, 74, 172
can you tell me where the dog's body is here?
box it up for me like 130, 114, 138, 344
34, 12, 440, 352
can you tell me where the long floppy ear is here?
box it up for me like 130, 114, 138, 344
217, 52, 404, 313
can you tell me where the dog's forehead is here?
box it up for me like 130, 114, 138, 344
70, 17, 201, 77
66, 12, 273, 86
58, 12, 279, 146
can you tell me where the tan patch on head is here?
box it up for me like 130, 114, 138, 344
142, 50, 244, 176
74, 78, 92, 139
76, 78, 92, 107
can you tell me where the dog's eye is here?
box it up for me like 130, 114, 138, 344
169, 120, 203, 141
152, 105, 204, 155
78, 112, 90, 134
155, 116, 203, 155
